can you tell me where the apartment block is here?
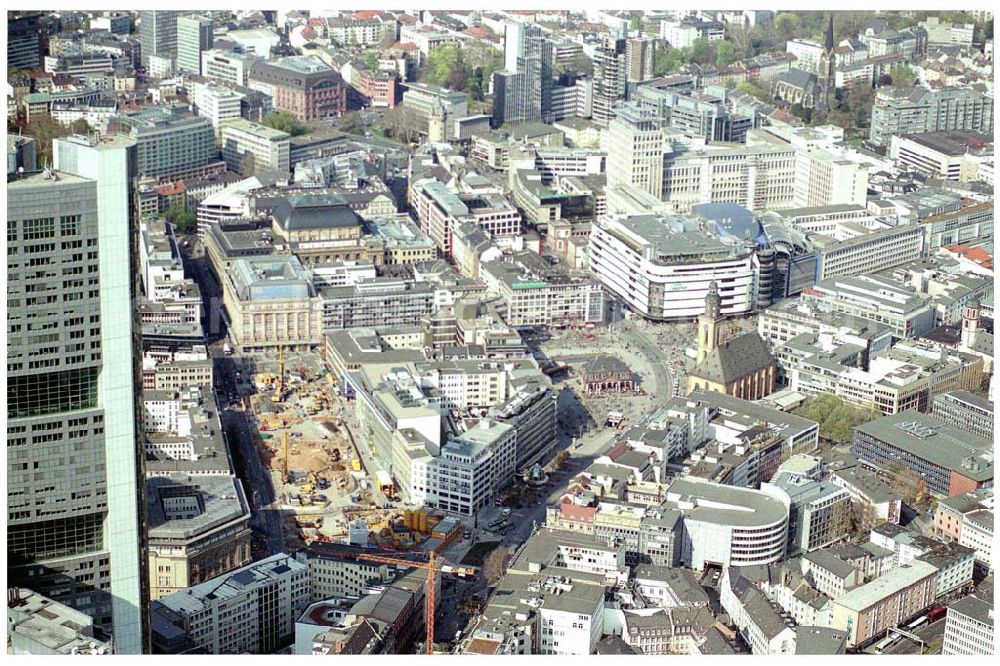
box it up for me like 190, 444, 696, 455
870, 86, 993, 149
830, 560, 937, 647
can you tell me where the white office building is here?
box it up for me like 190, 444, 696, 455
942, 591, 994, 655
665, 476, 790, 570
192, 82, 243, 138
220, 117, 290, 174
411, 419, 517, 516
589, 213, 758, 321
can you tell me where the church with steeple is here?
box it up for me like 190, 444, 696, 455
687, 282, 777, 401
772, 13, 837, 111
816, 14, 837, 111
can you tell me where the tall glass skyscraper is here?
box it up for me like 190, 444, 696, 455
138, 10, 181, 68
493, 23, 554, 126
176, 15, 213, 75
6, 134, 149, 654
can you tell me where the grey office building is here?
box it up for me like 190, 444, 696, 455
592, 37, 627, 127
870, 86, 994, 148
8, 14, 42, 70
634, 84, 753, 143
8, 133, 148, 654
139, 10, 181, 67
931, 390, 994, 441
116, 106, 217, 178
492, 23, 554, 127
176, 15, 213, 75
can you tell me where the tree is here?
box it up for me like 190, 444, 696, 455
727, 25, 754, 59
737, 80, 772, 103
483, 545, 510, 586
263, 111, 310, 136
22, 114, 74, 167
570, 52, 594, 76
629, 14, 643, 33
833, 499, 879, 537
363, 51, 379, 72
689, 38, 714, 65
715, 41, 737, 68
888, 65, 916, 89
884, 459, 923, 506
70, 118, 90, 134
655, 47, 686, 76
382, 104, 418, 143
448, 47, 468, 92
793, 394, 880, 444
774, 13, 803, 40
553, 450, 571, 470
423, 44, 461, 87
789, 103, 812, 124
339, 111, 365, 136
164, 201, 196, 235
238, 152, 256, 178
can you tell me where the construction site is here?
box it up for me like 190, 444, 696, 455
246, 348, 463, 555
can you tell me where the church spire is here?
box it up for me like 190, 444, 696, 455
824, 13, 835, 51
697, 282, 724, 364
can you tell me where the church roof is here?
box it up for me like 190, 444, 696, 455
776, 68, 819, 92
690, 331, 775, 386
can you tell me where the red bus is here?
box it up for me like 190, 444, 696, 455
927, 606, 947, 622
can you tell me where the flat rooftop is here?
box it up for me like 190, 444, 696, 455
901, 130, 993, 156
665, 475, 789, 528
854, 410, 993, 481
834, 560, 938, 611
146, 474, 249, 542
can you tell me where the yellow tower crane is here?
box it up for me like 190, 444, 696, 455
282, 431, 289, 484
355, 550, 476, 654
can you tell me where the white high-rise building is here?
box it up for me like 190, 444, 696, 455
607, 103, 669, 199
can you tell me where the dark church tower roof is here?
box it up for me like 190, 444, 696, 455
824, 13, 835, 51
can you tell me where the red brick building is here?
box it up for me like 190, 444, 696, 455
248, 55, 346, 121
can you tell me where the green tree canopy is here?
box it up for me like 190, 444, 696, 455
794, 394, 881, 443
888, 65, 917, 88
422, 44, 461, 87
774, 13, 804, 40
715, 41, 737, 68
736, 80, 772, 103
263, 111, 310, 136
22, 114, 74, 167
165, 201, 197, 235
654, 47, 686, 76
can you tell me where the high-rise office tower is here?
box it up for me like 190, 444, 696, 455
492, 23, 554, 126
139, 10, 181, 68
625, 37, 657, 83
606, 103, 669, 198
6, 135, 148, 654
592, 37, 627, 127
176, 15, 214, 75
8, 13, 43, 70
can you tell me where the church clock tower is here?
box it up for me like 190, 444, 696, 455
697, 281, 725, 364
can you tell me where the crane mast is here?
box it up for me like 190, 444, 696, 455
355, 550, 476, 654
